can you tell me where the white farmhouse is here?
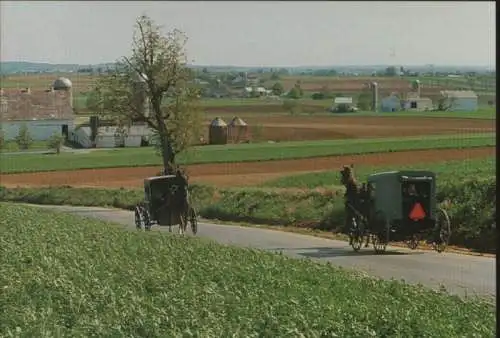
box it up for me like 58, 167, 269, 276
440, 90, 478, 112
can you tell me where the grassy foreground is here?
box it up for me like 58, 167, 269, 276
0, 204, 494, 337
0, 133, 494, 173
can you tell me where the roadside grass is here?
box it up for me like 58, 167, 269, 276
0, 155, 496, 253
0, 204, 494, 337
0, 133, 494, 174
262, 156, 496, 189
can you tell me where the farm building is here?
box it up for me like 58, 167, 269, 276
0, 77, 74, 141
243, 87, 272, 97
440, 90, 478, 112
228, 116, 249, 143
69, 124, 154, 148
401, 97, 433, 112
208, 117, 228, 145
380, 94, 401, 112
330, 96, 357, 112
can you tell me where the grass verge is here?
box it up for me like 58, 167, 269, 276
0, 133, 495, 174
0, 204, 495, 336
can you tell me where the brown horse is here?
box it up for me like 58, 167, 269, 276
340, 164, 371, 247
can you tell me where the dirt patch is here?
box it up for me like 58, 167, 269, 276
1, 147, 494, 188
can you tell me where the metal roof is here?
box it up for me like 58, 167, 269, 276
210, 117, 227, 127
334, 97, 353, 104
440, 90, 477, 98
53, 77, 72, 90
229, 116, 247, 126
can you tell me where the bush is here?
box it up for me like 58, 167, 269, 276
0, 130, 4, 149
0, 204, 494, 336
47, 133, 65, 154
14, 124, 33, 150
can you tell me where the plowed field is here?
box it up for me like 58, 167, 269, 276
1, 147, 494, 188
201, 115, 495, 142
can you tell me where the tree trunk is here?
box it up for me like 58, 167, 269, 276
160, 134, 176, 174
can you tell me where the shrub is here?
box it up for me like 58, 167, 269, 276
14, 124, 33, 150
47, 133, 65, 154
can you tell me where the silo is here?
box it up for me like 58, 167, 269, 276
228, 116, 249, 143
208, 117, 228, 145
411, 79, 421, 98
53, 77, 73, 109
371, 82, 379, 112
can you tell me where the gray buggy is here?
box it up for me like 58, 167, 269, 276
345, 170, 451, 254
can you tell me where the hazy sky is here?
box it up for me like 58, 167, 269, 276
1, 1, 496, 67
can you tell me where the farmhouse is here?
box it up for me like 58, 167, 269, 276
330, 96, 357, 112
0, 77, 74, 141
380, 94, 401, 112
401, 97, 433, 112
243, 87, 272, 97
440, 90, 478, 112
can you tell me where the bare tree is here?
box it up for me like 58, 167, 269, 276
87, 15, 202, 174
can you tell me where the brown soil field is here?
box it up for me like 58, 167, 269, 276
201, 115, 495, 142
1, 147, 494, 189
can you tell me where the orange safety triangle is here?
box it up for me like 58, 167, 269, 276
409, 202, 426, 221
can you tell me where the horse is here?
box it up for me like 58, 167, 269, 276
339, 164, 371, 247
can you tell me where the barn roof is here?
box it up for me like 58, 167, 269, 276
229, 116, 247, 126
440, 90, 477, 98
210, 117, 227, 127
334, 97, 353, 104
0, 89, 74, 122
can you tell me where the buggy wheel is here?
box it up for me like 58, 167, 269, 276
348, 216, 364, 252
406, 235, 419, 250
189, 207, 198, 235
134, 205, 144, 230
373, 212, 389, 254
433, 207, 451, 253
143, 209, 152, 231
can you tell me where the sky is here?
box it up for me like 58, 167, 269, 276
0, 1, 496, 67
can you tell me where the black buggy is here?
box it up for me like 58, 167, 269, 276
134, 175, 198, 234
345, 170, 451, 254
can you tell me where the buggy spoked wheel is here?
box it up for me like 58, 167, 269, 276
433, 207, 451, 253
348, 217, 363, 252
373, 212, 389, 254
373, 234, 388, 254
405, 235, 419, 250
134, 205, 144, 230
189, 207, 198, 235
143, 209, 152, 231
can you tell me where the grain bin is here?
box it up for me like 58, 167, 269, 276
208, 117, 228, 145
228, 116, 249, 143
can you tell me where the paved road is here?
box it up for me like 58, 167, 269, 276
34, 204, 495, 299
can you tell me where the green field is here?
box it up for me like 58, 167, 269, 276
0, 204, 494, 336
0, 133, 494, 174
263, 157, 496, 189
